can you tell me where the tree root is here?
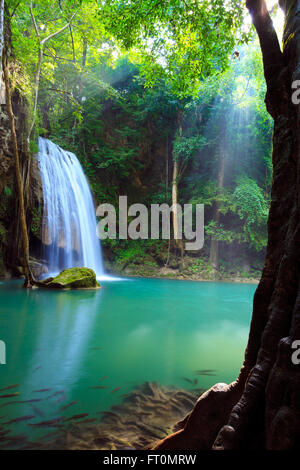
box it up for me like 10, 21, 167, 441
154, 382, 243, 450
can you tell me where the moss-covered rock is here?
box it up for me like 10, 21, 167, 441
38, 267, 100, 289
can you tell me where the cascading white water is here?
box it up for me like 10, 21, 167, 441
37, 137, 104, 277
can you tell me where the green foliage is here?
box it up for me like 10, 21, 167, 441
3, 186, 12, 197
0, 185, 14, 216
42, 267, 100, 289
0, 222, 7, 245
46, 47, 271, 259
203, 176, 269, 251
31, 206, 42, 239
184, 258, 213, 278
173, 135, 206, 165
100, 0, 249, 97
205, 221, 236, 244
233, 175, 269, 250
6, 0, 273, 273
106, 239, 163, 269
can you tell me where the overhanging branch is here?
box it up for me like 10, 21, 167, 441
246, 0, 286, 116
28, 3, 77, 142
246, 0, 284, 81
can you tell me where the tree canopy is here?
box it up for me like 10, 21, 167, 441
100, 0, 248, 96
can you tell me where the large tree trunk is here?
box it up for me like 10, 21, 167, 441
155, 0, 300, 450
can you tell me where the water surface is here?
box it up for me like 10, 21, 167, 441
0, 278, 255, 440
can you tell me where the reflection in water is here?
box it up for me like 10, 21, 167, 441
22, 289, 101, 396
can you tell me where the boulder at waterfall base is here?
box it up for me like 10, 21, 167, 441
39, 267, 100, 289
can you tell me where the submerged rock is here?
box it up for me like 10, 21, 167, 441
29, 257, 48, 279
43, 383, 202, 450
38, 267, 100, 289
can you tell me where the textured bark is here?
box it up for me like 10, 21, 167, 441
170, 111, 185, 264
172, 155, 179, 240
0, 0, 4, 99
155, 0, 300, 450
2, 47, 32, 287
0, 9, 32, 279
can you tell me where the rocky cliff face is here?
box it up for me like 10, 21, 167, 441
0, 88, 42, 278
0, 95, 17, 277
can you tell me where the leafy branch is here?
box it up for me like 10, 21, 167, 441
27, 2, 76, 142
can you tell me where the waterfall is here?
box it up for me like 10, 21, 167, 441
37, 137, 104, 277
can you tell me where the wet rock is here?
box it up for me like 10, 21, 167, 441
29, 258, 48, 279
37, 267, 100, 289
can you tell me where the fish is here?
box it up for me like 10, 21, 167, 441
100, 376, 107, 381
79, 418, 97, 424
21, 441, 44, 449
194, 369, 217, 376
3, 415, 35, 425
89, 347, 102, 350
28, 417, 63, 427
193, 378, 198, 385
90, 385, 108, 390
0, 392, 19, 399
19, 398, 43, 403
63, 413, 89, 422
0, 384, 19, 392
31, 405, 44, 417
60, 400, 77, 411
39, 429, 64, 441
33, 366, 42, 372
112, 387, 121, 393
1, 434, 28, 446
119, 393, 130, 398
98, 411, 120, 418
47, 390, 64, 399
0, 400, 20, 407
180, 377, 193, 384
55, 394, 66, 403
33, 388, 51, 393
